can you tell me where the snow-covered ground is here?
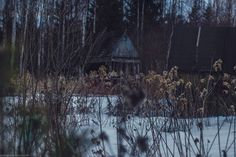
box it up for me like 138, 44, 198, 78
2, 96, 236, 157
66, 96, 236, 157
81, 115, 236, 157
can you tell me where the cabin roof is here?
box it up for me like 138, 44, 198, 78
111, 34, 139, 58
90, 32, 139, 63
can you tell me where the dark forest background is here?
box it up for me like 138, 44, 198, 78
0, 0, 236, 76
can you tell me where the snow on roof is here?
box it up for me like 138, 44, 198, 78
111, 34, 139, 58
91, 32, 139, 61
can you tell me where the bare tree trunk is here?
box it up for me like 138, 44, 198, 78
82, 0, 89, 46
38, 1, 45, 76
141, 0, 145, 34
165, 24, 174, 70
11, 0, 17, 69
140, 0, 145, 61
136, 0, 140, 49
20, 0, 29, 77
93, 0, 96, 34
195, 26, 201, 67
62, 16, 65, 63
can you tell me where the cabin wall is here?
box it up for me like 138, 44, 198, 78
168, 26, 198, 72
129, 26, 169, 73
85, 61, 140, 76
168, 26, 236, 73
0, 29, 3, 45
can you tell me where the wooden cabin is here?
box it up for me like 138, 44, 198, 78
167, 26, 236, 73
86, 32, 140, 75
0, 28, 2, 45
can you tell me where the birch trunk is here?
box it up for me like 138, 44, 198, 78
165, 24, 174, 70
82, 0, 89, 46
11, 0, 17, 69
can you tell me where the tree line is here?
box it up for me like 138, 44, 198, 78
0, 0, 236, 76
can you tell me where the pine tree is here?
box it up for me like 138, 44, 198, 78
203, 4, 215, 26
95, 0, 123, 32
189, 1, 202, 25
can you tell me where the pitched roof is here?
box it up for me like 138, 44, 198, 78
90, 32, 139, 63
111, 34, 139, 58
